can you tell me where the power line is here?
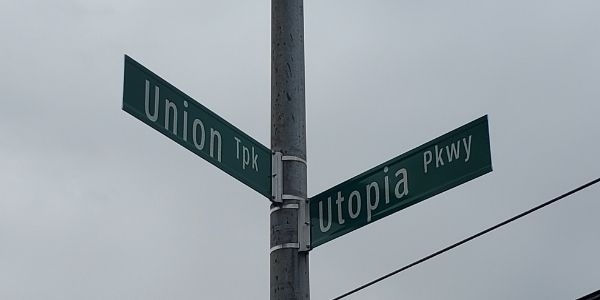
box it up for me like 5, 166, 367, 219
333, 177, 600, 300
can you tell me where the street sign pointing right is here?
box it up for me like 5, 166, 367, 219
310, 116, 492, 248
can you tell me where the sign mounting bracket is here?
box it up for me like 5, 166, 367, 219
271, 151, 310, 252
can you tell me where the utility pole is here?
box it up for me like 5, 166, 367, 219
270, 0, 309, 299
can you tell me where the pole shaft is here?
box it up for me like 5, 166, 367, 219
270, 0, 309, 299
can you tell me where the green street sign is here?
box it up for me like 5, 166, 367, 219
122, 55, 272, 198
310, 116, 492, 248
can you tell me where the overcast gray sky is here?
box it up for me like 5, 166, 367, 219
1, 0, 599, 299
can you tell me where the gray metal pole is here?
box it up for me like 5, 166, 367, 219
270, 0, 309, 299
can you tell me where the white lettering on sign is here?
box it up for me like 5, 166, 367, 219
182, 101, 189, 141
319, 199, 332, 233
394, 168, 409, 199
335, 192, 345, 225
210, 129, 222, 162
366, 182, 379, 222
348, 191, 361, 219
423, 135, 472, 174
165, 99, 178, 135
234, 137, 260, 172
144, 81, 159, 122
317, 167, 409, 233
193, 119, 206, 150
143, 79, 222, 163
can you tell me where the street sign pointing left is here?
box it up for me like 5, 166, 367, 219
122, 55, 272, 198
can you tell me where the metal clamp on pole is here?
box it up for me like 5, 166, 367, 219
296, 195, 310, 252
270, 243, 300, 253
271, 151, 310, 252
280, 155, 310, 252
281, 155, 307, 165
271, 152, 283, 203
272, 194, 309, 252
270, 203, 299, 213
